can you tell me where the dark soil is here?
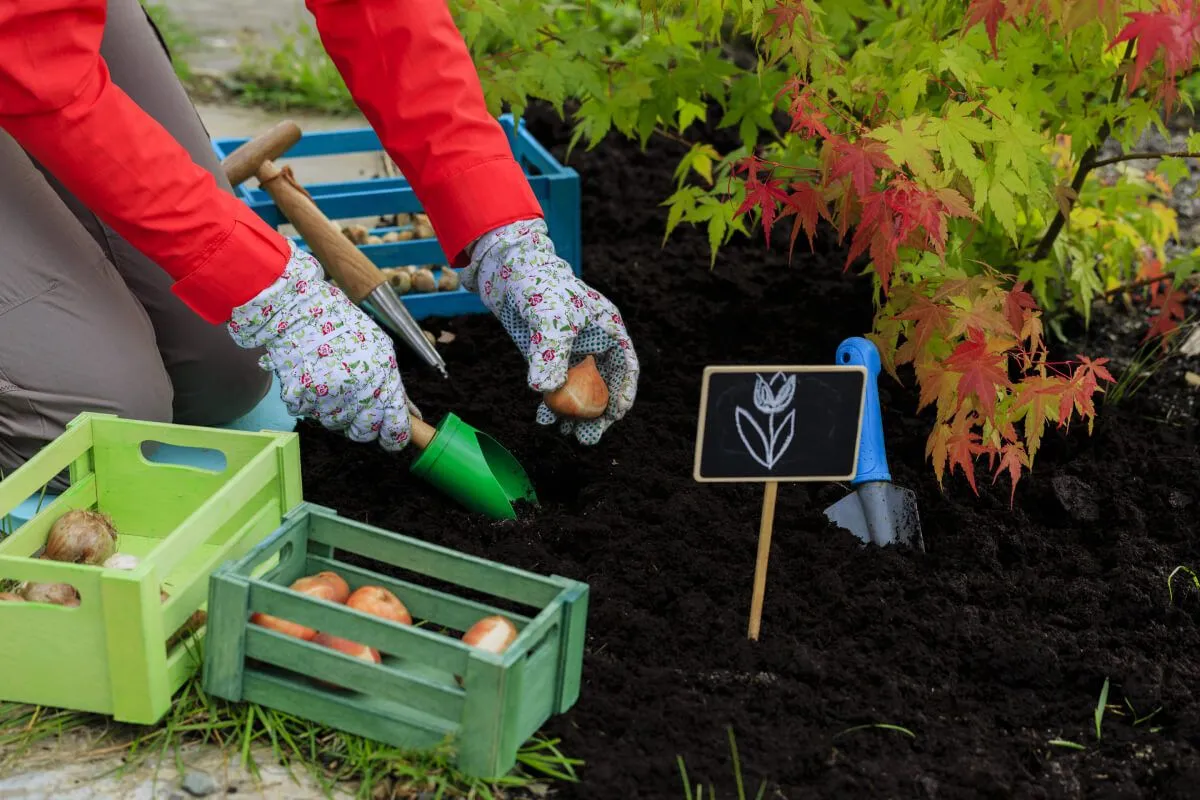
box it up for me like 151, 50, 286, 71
296, 105, 1200, 799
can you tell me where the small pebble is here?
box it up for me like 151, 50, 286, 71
180, 769, 219, 797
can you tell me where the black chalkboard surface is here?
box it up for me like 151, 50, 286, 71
693, 365, 867, 482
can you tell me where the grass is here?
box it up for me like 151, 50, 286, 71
1048, 676, 1163, 751
0, 649, 581, 800
140, 1, 198, 82
1167, 564, 1200, 605
676, 727, 767, 800
228, 24, 357, 115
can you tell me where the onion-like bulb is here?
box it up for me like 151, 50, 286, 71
45, 509, 118, 565
23, 582, 80, 606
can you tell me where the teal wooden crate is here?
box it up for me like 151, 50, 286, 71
202, 502, 588, 778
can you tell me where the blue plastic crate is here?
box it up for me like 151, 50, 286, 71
211, 115, 581, 321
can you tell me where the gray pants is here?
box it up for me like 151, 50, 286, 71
0, 0, 271, 483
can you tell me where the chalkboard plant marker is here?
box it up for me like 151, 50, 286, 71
693, 364, 868, 641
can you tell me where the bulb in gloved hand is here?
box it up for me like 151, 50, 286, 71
543, 355, 609, 419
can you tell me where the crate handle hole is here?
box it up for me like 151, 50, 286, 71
11, 582, 83, 609
140, 441, 228, 473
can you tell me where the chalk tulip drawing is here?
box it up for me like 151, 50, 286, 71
735, 372, 797, 470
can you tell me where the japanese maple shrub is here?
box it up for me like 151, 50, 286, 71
454, 0, 1200, 500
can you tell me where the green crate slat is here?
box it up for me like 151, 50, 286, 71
204, 502, 589, 779
243, 668, 458, 747
303, 553, 534, 632
244, 626, 465, 722
309, 512, 564, 608
0, 412, 303, 724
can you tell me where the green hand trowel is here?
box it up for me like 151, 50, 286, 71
407, 355, 611, 519
407, 412, 536, 519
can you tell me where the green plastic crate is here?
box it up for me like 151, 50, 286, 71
0, 412, 303, 724
203, 502, 589, 779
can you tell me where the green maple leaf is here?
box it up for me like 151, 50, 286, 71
929, 101, 994, 180
870, 116, 938, 181
897, 69, 928, 116
990, 111, 1046, 194
988, 177, 1019, 243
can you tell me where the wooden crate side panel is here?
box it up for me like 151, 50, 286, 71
554, 582, 590, 713
0, 474, 98, 554
0, 423, 92, 518
202, 571, 253, 702
146, 451, 285, 581
243, 627, 465, 722
102, 569, 170, 724
0, 558, 111, 713
457, 652, 525, 779
241, 669, 458, 751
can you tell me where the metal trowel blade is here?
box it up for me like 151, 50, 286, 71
824, 481, 924, 550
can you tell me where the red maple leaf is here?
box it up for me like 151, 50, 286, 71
826, 137, 895, 200
946, 418, 986, 493
944, 327, 1012, 418
966, 0, 1019, 57
895, 293, 954, 353
844, 189, 902, 291
1144, 284, 1187, 346
765, 0, 813, 40
786, 90, 832, 139
884, 178, 977, 256
992, 440, 1030, 506
1109, 0, 1200, 105
1003, 281, 1039, 339
779, 181, 829, 256
1056, 354, 1116, 423
734, 162, 792, 248
1075, 354, 1116, 395
1137, 249, 1168, 302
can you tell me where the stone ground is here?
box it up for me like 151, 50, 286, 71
0, 733, 355, 799
0, 18, 374, 797
152, 0, 312, 73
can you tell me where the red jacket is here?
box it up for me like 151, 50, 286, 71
0, 0, 543, 323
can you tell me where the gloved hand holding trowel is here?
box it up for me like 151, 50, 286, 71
0, 0, 638, 484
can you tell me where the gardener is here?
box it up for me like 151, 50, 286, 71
0, 0, 638, 483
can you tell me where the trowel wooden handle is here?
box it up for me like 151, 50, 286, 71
222, 120, 302, 187
410, 416, 436, 450
543, 355, 609, 419
253, 159, 387, 303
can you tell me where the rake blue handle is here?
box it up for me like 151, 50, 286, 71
836, 337, 891, 486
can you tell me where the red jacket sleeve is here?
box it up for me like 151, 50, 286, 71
306, 0, 545, 267
0, 0, 290, 324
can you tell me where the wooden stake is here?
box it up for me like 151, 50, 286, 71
747, 480, 779, 640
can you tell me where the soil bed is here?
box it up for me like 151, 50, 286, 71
296, 105, 1200, 799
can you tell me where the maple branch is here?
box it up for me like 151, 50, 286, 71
1030, 40, 1136, 264
1089, 151, 1200, 169
1101, 271, 1200, 299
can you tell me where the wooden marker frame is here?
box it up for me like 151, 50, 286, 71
692, 365, 868, 640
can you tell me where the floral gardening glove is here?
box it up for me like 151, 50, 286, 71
462, 218, 639, 444
226, 242, 415, 451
